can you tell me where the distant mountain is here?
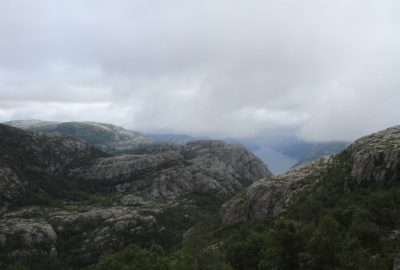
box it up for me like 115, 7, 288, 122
275, 141, 350, 167
7, 121, 348, 174
146, 132, 350, 174
5, 120, 160, 154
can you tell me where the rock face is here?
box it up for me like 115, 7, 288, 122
0, 215, 58, 259
221, 157, 333, 226
70, 151, 184, 184
185, 140, 271, 186
71, 140, 271, 200
350, 125, 400, 184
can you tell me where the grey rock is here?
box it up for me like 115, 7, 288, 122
70, 151, 184, 184
350, 125, 400, 184
71, 140, 272, 200
184, 140, 272, 186
221, 156, 333, 226
0, 218, 57, 258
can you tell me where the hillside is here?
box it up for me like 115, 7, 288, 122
0, 124, 270, 269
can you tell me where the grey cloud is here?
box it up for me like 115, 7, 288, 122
0, 0, 399, 141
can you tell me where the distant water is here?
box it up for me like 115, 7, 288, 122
253, 147, 298, 175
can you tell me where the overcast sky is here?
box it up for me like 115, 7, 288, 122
0, 0, 399, 141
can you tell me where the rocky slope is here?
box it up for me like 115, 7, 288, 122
221, 156, 333, 226
221, 125, 400, 226
70, 140, 271, 199
0, 124, 270, 268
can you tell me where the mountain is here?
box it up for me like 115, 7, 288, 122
218, 125, 400, 269
5, 120, 159, 154
0, 124, 270, 268
2, 122, 400, 269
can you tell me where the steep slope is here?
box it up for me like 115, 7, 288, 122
221, 156, 333, 226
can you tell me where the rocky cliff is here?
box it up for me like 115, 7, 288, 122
349, 125, 400, 184
221, 156, 333, 226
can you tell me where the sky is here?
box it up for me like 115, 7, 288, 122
0, 0, 399, 142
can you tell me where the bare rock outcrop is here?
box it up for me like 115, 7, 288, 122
70, 151, 184, 184
350, 125, 400, 184
70, 140, 272, 200
184, 140, 272, 186
221, 156, 334, 226
0, 217, 58, 259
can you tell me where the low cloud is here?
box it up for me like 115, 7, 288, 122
0, 0, 399, 141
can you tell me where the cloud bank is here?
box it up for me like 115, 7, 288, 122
0, 0, 399, 141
